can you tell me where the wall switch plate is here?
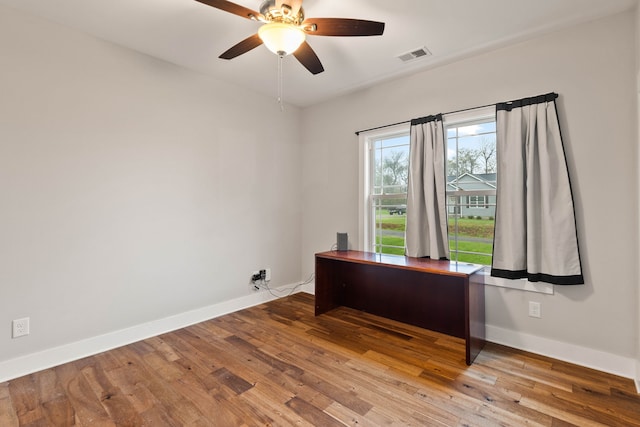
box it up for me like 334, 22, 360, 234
12, 317, 30, 338
528, 301, 541, 318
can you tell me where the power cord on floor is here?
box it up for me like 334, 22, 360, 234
252, 241, 332, 296
253, 272, 315, 298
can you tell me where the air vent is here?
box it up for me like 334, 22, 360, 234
397, 46, 432, 63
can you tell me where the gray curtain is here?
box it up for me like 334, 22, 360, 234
491, 93, 583, 285
405, 114, 449, 259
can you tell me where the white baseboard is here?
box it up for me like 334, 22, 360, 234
486, 324, 637, 383
636, 360, 640, 393
0, 285, 309, 383
300, 282, 315, 294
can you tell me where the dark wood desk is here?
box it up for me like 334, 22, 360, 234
315, 250, 486, 365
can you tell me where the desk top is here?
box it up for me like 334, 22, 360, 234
316, 250, 485, 277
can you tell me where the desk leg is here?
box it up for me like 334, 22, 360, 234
314, 256, 340, 315
466, 270, 486, 364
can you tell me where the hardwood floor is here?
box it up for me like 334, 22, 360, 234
2, 292, 639, 426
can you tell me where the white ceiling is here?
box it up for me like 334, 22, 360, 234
1, 0, 636, 107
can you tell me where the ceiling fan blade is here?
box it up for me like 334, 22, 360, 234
303, 18, 385, 37
293, 41, 324, 75
219, 34, 263, 59
195, 0, 262, 21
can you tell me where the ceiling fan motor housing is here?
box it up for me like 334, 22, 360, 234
259, 0, 304, 25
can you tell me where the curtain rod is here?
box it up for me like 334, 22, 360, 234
354, 92, 558, 136
354, 103, 493, 136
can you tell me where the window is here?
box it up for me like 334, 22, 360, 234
360, 114, 497, 264
359, 125, 410, 255
468, 195, 488, 208
359, 107, 552, 294
445, 109, 496, 266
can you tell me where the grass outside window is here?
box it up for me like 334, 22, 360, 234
375, 213, 493, 264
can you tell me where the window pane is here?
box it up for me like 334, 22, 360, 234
457, 121, 496, 136
446, 117, 496, 265
373, 134, 410, 196
373, 196, 407, 255
368, 130, 410, 255
448, 215, 494, 265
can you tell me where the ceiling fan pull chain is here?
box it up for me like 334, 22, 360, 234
277, 54, 285, 112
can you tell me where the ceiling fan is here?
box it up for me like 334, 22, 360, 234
195, 0, 386, 75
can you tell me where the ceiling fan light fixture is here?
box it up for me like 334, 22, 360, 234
258, 22, 305, 56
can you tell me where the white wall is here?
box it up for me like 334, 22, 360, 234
0, 4, 303, 373
301, 11, 639, 375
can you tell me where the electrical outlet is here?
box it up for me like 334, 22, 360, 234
12, 317, 30, 338
265, 268, 271, 281
528, 301, 541, 318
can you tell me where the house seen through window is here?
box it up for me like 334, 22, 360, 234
365, 112, 497, 265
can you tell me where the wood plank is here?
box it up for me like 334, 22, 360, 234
285, 396, 346, 426
31, 369, 75, 425
80, 363, 145, 425
7, 375, 45, 425
168, 371, 245, 426
108, 345, 204, 425
54, 362, 116, 426
0, 382, 20, 427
